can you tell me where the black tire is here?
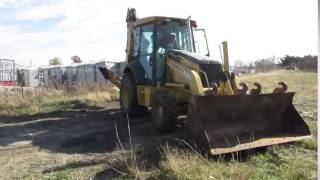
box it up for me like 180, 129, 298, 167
120, 73, 147, 117
151, 93, 175, 132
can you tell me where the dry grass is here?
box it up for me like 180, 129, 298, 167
151, 126, 317, 179
104, 117, 150, 180
105, 148, 147, 179
0, 84, 119, 116
238, 70, 317, 104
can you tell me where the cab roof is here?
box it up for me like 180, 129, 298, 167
133, 16, 197, 28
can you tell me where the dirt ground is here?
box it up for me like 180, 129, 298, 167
0, 102, 184, 179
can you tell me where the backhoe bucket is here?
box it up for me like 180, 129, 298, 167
185, 93, 311, 155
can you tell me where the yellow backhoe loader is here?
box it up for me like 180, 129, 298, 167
99, 8, 311, 155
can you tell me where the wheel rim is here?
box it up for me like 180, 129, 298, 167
122, 82, 129, 109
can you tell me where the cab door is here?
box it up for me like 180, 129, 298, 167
136, 24, 155, 82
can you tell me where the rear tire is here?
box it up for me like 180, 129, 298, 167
120, 73, 147, 117
151, 94, 175, 132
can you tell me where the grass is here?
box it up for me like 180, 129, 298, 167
238, 70, 317, 116
18, 170, 86, 180
0, 84, 119, 116
5, 70, 317, 179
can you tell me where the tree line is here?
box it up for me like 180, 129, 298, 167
234, 55, 317, 73
278, 55, 317, 70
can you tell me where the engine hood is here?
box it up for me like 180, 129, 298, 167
167, 49, 221, 65
167, 49, 223, 87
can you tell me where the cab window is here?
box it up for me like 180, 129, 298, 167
138, 24, 154, 80
132, 27, 140, 57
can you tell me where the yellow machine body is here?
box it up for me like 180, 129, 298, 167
99, 9, 311, 155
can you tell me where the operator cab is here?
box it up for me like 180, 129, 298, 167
130, 16, 210, 83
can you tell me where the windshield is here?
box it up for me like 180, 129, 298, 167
156, 21, 193, 54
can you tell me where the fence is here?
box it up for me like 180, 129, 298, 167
38, 61, 125, 88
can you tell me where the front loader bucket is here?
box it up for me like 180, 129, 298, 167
185, 93, 311, 155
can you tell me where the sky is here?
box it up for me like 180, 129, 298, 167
0, 0, 317, 67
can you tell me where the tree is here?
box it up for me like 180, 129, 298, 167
297, 55, 317, 70
49, 57, 62, 65
279, 55, 299, 67
278, 55, 317, 70
248, 61, 254, 70
71, 55, 82, 63
16, 69, 25, 87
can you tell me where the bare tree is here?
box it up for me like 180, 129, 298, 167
234, 59, 245, 67
254, 58, 277, 72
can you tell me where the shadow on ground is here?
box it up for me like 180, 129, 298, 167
0, 101, 187, 179
0, 102, 267, 179
0, 102, 181, 154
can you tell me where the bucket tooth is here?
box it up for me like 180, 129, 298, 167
238, 82, 248, 95
273, 81, 288, 94
250, 82, 262, 95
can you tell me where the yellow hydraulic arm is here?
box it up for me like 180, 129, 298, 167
218, 41, 238, 95
98, 67, 121, 88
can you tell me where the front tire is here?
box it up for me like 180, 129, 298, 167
120, 73, 146, 117
151, 94, 175, 132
